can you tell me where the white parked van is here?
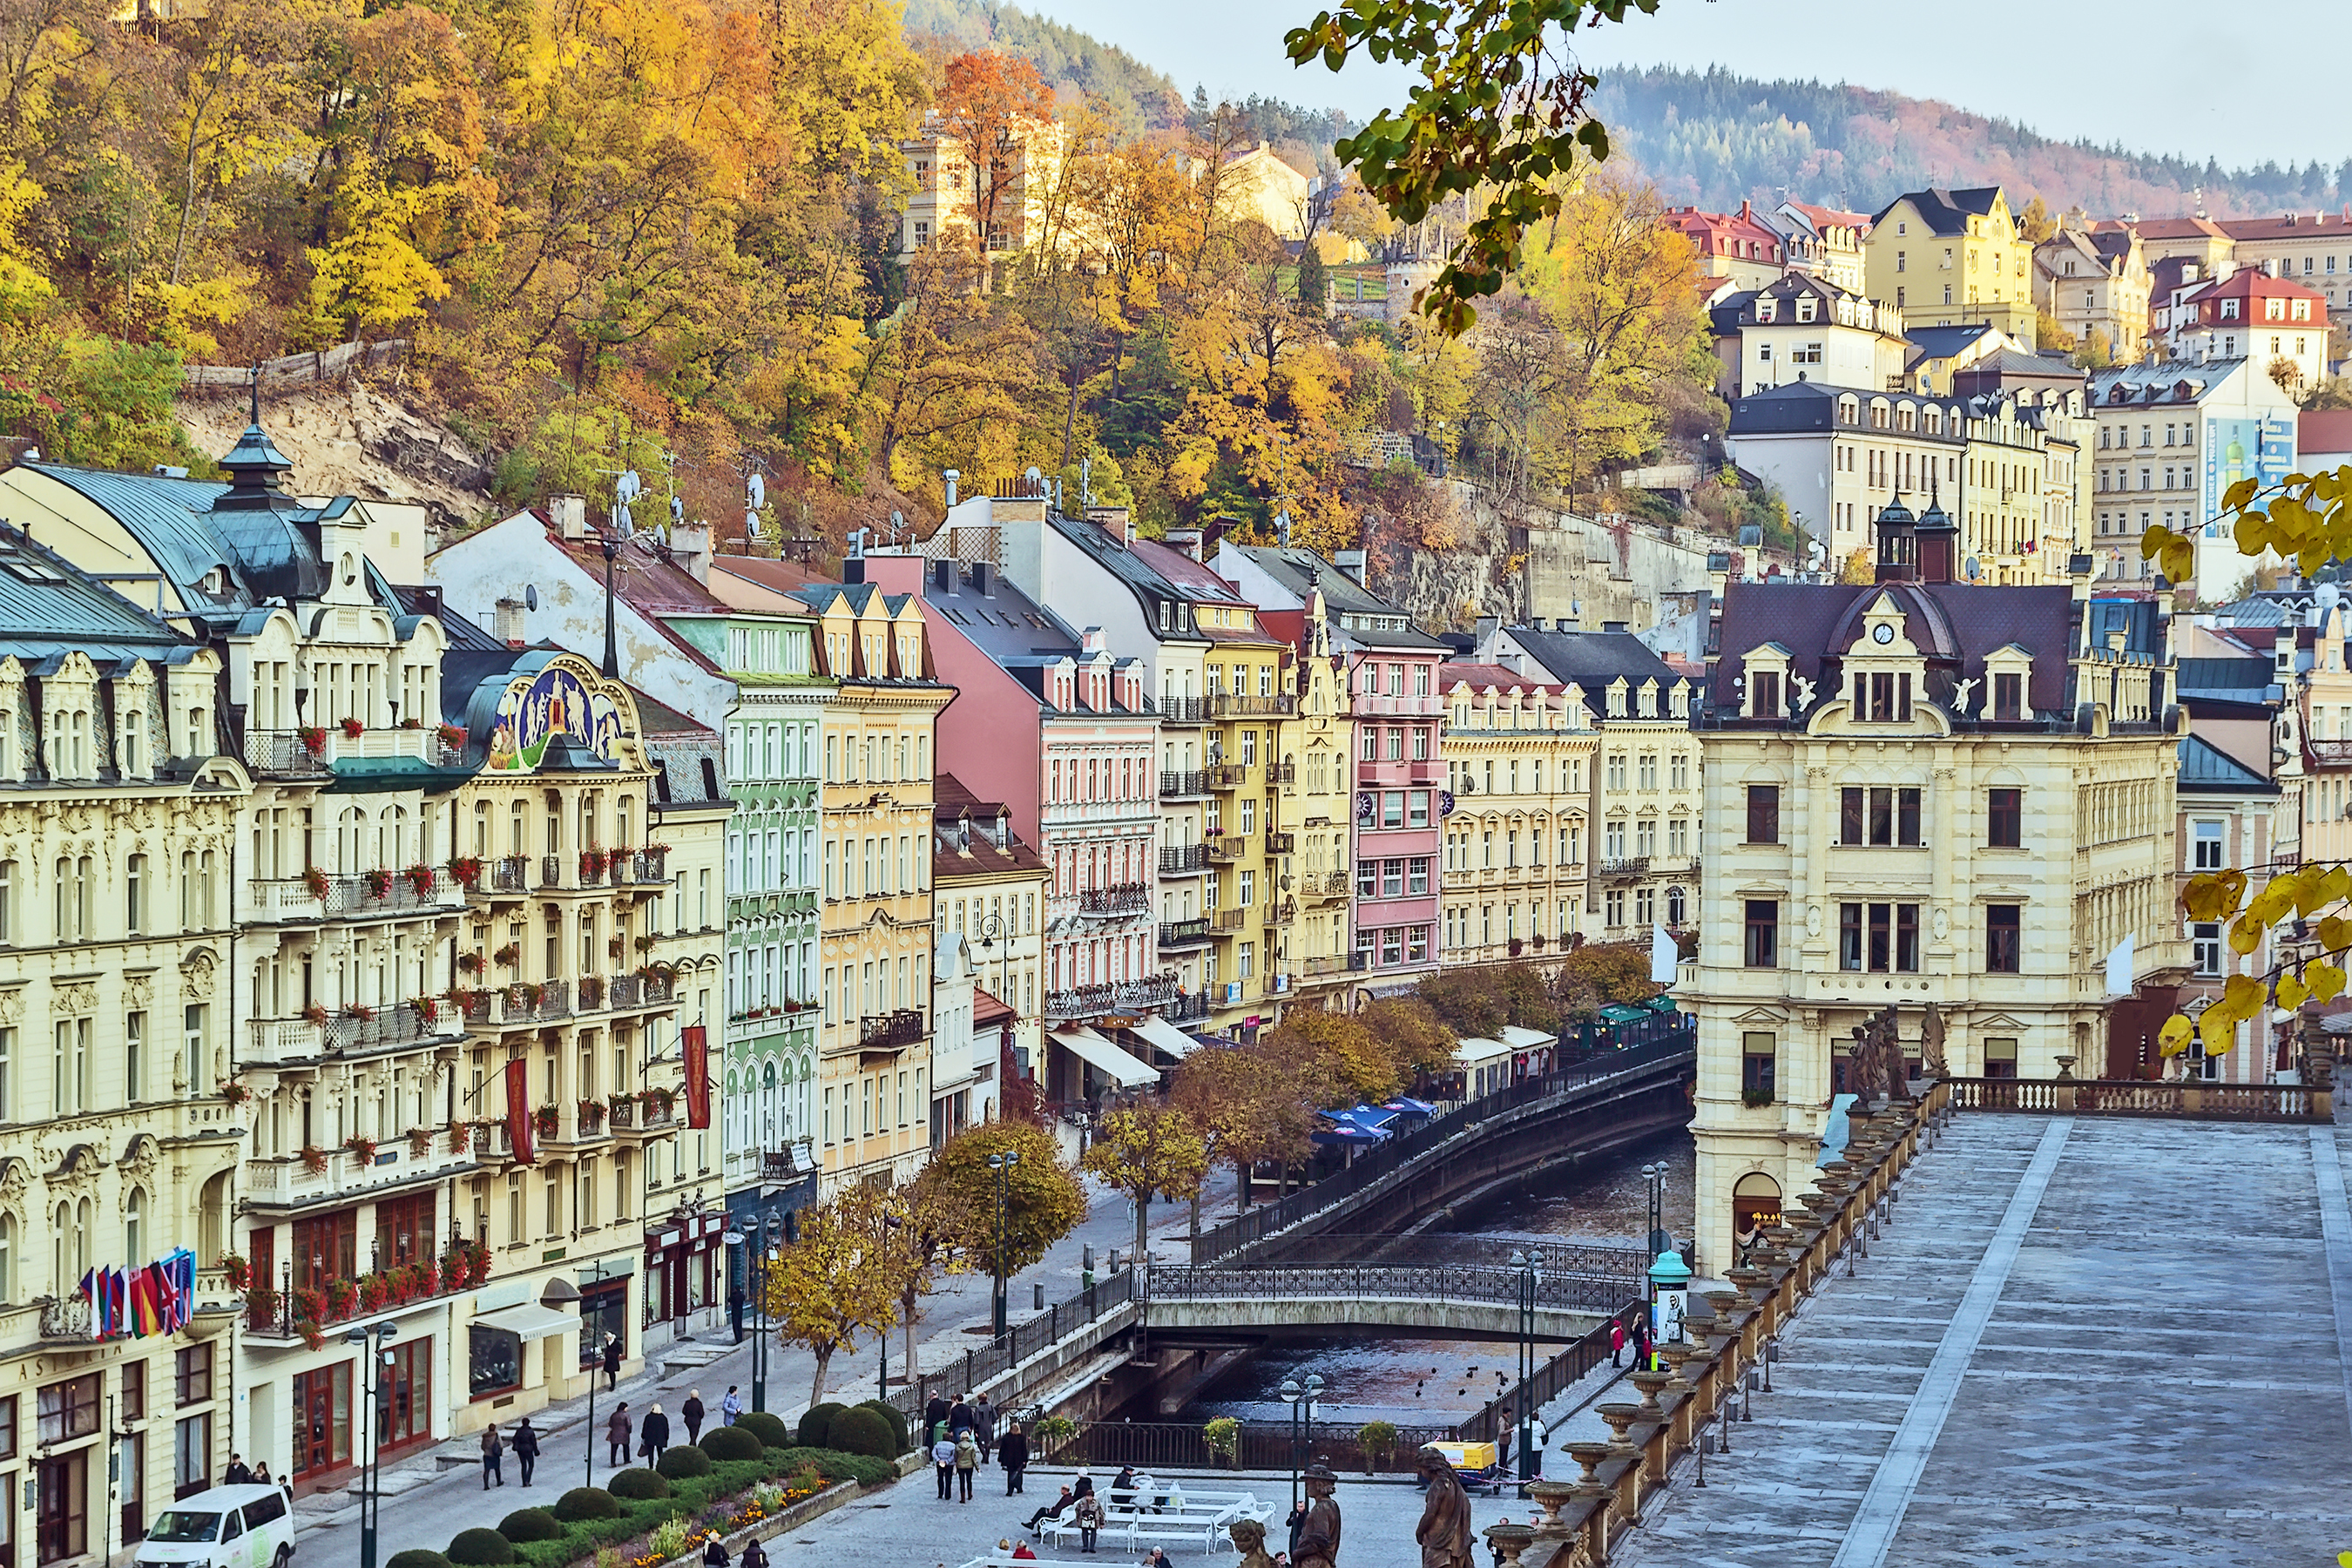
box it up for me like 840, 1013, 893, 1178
133, 1484, 295, 1568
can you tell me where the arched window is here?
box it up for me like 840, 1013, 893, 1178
1666, 886, 1687, 927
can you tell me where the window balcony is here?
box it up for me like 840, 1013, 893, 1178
1209, 763, 1250, 788
1212, 907, 1248, 931
1165, 990, 1211, 1023
1115, 972, 1179, 1010
1598, 856, 1652, 880
1159, 769, 1210, 800
1261, 900, 1295, 929
1159, 845, 1208, 875
860, 1009, 926, 1051
1265, 832, 1295, 855
1206, 835, 1247, 862
245, 877, 322, 924
1153, 696, 1211, 725
1266, 762, 1297, 788
1158, 918, 1213, 949
1079, 882, 1151, 917
243, 729, 329, 779
1207, 693, 1298, 719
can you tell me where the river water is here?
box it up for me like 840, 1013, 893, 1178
1179, 1128, 1695, 1427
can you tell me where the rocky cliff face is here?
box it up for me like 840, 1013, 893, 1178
179, 380, 493, 541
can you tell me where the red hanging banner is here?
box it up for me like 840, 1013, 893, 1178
682, 1025, 712, 1129
505, 1058, 536, 1165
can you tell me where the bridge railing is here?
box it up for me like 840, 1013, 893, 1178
1242, 1233, 1649, 1276
1038, 1418, 1459, 1475
1148, 1260, 1636, 1314
1193, 1031, 1694, 1263
889, 1265, 1138, 1423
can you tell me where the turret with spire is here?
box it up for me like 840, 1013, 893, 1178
214, 368, 296, 512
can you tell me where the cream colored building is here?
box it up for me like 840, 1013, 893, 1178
1438, 664, 1599, 967
2034, 227, 2152, 359
0, 534, 245, 1557
897, 116, 1069, 261
1216, 142, 1312, 242
1866, 186, 2036, 345
1687, 527, 2181, 1270
1286, 593, 1359, 1007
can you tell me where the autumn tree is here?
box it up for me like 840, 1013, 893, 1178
1080, 1105, 1209, 1265
1171, 1042, 1316, 1214
875, 1173, 974, 1377
936, 50, 1054, 285
923, 1121, 1086, 1285
765, 1183, 901, 1408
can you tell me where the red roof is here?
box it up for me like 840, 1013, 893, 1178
2302, 409, 2352, 456
2092, 216, 2228, 243
1663, 200, 1783, 263
2218, 212, 2352, 243
1781, 199, 1870, 233
1439, 660, 1553, 693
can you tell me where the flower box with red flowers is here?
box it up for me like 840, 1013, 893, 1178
339, 717, 364, 738
447, 855, 484, 890
297, 726, 328, 757
364, 868, 392, 900
301, 864, 329, 901
403, 862, 436, 896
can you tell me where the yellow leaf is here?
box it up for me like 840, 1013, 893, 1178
2279, 973, 2308, 1010
2199, 1011, 2234, 1056
2158, 1014, 2193, 1051
2326, 868, 2352, 909
2225, 476, 2260, 511
2222, 973, 2266, 1013
2314, 963, 2347, 1004
2216, 868, 2247, 909
2228, 918, 2264, 955
2322, 916, 2352, 954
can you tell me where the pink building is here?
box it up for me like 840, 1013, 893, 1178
865, 557, 1167, 1084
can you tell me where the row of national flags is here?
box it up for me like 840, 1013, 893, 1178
76, 1249, 197, 1339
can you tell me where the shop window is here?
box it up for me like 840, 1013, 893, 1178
291, 1364, 351, 1480
1982, 1037, 2018, 1079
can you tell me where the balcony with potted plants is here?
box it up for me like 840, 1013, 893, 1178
242, 1119, 479, 1210
240, 1238, 494, 1344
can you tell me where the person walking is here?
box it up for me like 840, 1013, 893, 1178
682, 1390, 706, 1445
931, 1430, 956, 1500
738, 1539, 768, 1568
223, 1455, 253, 1486
607, 1403, 633, 1469
1609, 1317, 1626, 1369
925, 1392, 950, 1437
948, 1393, 975, 1438
480, 1423, 505, 1489
998, 1420, 1029, 1496
720, 1386, 742, 1426
511, 1417, 540, 1486
972, 1396, 997, 1465
641, 1403, 671, 1468
1072, 1491, 1105, 1554
1022, 1484, 1071, 1534
601, 1333, 623, 1391
954, 1429, 979, 1502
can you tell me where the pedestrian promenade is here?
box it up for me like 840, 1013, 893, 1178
1612, 1113, 2352, 1567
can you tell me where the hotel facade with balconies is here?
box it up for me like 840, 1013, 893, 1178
1437, 664, 1601, 968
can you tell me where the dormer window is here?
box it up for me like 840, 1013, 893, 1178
1636, 680, 1658, 719
2221, 298, 2240, 320
1795, 294, 1816, 322
1669, 682, 1690, 720
1756, 298, 1776, 324
1984, 643, 2034, 721
1992, 672, 2024, 720
1605, 679, 1628, 719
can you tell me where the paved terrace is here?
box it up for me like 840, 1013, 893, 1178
1617, 1112, 2352, 1567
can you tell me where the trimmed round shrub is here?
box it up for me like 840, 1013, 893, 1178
827, 1406, 894, 1459
655, 1443, 714, 1480
699, 1425, 763, 1463
605, 1467, 671, 1501
855, 1399, 909, 1455
735, 1410, 791, 1451
388, 1552, 454, 1568
796, 1402, 846, 1449
446, 1529, 517, 1566
495, 1509, 561, 1544
551, 1487, 622, 1523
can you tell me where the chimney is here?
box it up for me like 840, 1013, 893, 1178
943, 470, 960, 509
493, 597, 526, 646
842, 558, 865, 585
1166, 527, 1204, 562
670, 520, 712, 585
929, 558, 954, 594
1087, 506, 1132, 547
970, 560, 991, 595
549, 494, 588, 539
1334, 548, 1369, 586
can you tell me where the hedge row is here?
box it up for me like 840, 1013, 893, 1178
442, 1437, 892, 1568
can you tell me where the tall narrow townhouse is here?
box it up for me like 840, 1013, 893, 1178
1437, 665, 1600, 967
785, 572, 952, 1190
862, 556, 1167, 1108
1210, 544, 1448, 1002
0, 529, 244, 1560
1251, 590, 1359, 1010
0, 415, 488, 1491
1144, 540, 1303, 1037
909, 489, 1227, 1035
929, 775, 1050, 1132
1476, 625, 1703, 943
429, 511, 743, 1343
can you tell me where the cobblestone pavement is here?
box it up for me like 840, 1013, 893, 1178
1615, 1113, 2352, 1568
294, 1169, 1235, 1563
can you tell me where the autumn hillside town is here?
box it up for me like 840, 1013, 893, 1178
0, 0, 2350, 1565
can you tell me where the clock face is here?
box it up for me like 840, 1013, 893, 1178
1872, 623, 1896, 645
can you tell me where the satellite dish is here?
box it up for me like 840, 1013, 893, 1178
890, 509, 904, 532
747, 472, 766, 510
670, 494, 685, 524
616, 469, 643, 504
614, 502, 635, 537
1963, 556, 1983, 582
1806, 539, 1826, 567
524, 585, 538, 611
747, 509, 764, 539
1024, 465, 1043, 483
2314, 581, 2341, 624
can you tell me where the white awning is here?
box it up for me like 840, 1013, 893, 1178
1050, 1028, 1161, 1088
1130, 1014, 1200, 1062
1455, 1036, 1512, 1067
1497, 1025, 1558, 1051
471, 1303, 577, 1343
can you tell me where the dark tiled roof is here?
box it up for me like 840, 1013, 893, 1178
1048, 513, 1220, 632
1503, 628, 1684, 698
1876, 186, 2010, 235
1226, 546, 1450, 651
1709, 581, 2077, 715
932, 772, 1048, 877
0, 523, 200, 667
1905, 323, 2002, 363
2179, 732, 2274, 793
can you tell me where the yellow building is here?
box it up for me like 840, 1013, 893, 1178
1215, 141, 1312, 242
1866, 186, 2037, 345
1438, 664, 1598, 966
787, 576, 952, 1189
2034, 227, 2152, 359
1687, 530, 2181, 1270
897, 116, 1069, 262
0, 531, 245, 1556
1286, 592, 1359, 1006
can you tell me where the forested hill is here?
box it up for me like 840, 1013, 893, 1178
1589, 66, 2352, 220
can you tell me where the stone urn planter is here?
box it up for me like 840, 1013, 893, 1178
1595, 1403, 1642, 1454
1627, 1369, 1670, 1417
1525, 1477, 1578, 1530
1565, 1442, 1612, 1487
1707, 1288, 1747, 1321
1483, 1521, 1538, 1566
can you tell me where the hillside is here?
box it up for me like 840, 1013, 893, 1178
1591, 66, 2349, 221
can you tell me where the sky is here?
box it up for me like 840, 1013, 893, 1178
1011, 0, 2352, 173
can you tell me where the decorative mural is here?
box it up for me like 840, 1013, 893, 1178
486, 659, 629, 772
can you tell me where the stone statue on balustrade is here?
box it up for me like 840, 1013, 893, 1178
1848, 1004, 1907, 1107
1227, 1517, 1277, 1568
1293, 1463, 1342, 1568
1414, 1445, 1475, 1568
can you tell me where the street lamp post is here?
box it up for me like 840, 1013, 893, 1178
1510, 1249, 1543, 1484
986, 1150, 1022, 1338
754, 1210, 781, 1412
1277, 1372, 1322, 1524
343, 1321, 397, 1568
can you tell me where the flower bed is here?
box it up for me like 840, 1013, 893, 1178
479, 1447, 891, 1568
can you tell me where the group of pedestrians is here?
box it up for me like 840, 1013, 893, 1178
478, 1376, 755, 1490
925, 1390, 1027, 1503
475, 1418, 540, 1488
